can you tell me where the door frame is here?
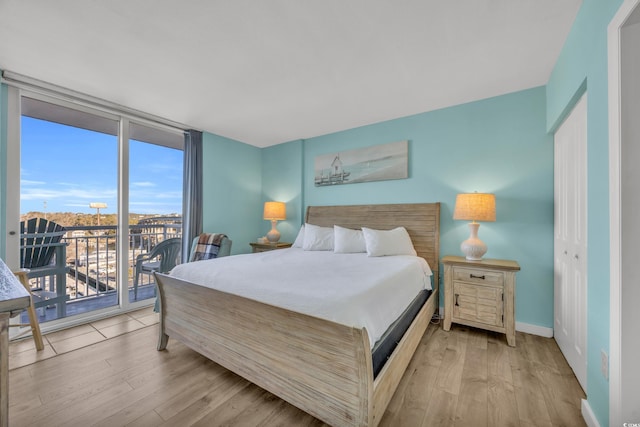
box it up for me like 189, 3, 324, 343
608, 0, 640, 425
4, 86, 21, 269
553, 93, 588, 391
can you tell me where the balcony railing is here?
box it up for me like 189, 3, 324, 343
23, 221, 182, 322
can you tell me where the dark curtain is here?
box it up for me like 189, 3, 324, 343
181, 130, 203, 262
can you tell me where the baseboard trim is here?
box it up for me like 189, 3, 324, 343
437, 308, 554, 338
581, 399, 601, 427
516, 321, 553, 338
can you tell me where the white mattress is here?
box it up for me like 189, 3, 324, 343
169, 248, 432, 348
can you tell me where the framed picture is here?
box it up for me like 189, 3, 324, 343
314, 140, 408, 187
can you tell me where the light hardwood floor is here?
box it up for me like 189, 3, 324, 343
8, 309, 586, 426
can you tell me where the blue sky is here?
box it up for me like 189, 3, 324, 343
20, 117, 183, 215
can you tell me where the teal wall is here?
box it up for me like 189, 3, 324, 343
201, 132, 263, 255
546, 0, 624, 424
263, 87, 555, 329
261, 139, 304, 243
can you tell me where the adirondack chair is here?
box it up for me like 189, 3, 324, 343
20, 218, 69, 318
133, 237, 182, 300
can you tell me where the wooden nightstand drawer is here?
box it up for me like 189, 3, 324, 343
453, 267, 504, 286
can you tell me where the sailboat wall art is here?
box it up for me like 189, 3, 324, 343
314, 140, 408, 187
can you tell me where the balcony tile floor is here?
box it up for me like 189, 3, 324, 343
9, 306, 159, 371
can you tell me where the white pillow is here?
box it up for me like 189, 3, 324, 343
302, 223, 334, 251
361, 226, 417, 257
333, 225, 366, 253
292, 225, 305, 248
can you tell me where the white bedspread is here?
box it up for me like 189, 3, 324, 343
169, 248, 432, 348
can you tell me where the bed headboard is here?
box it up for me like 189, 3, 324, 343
305, 203, 441, 287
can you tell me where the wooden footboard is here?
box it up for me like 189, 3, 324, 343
155, 272, 374, 426
155, 273, 438, 427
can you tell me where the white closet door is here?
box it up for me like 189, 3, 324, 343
554, 94, 588, 391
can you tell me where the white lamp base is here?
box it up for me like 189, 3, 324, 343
460, 222, 487, 260
266, 220, 281, 243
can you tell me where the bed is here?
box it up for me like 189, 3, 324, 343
154, 203, 440, 426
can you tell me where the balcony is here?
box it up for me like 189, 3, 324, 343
20, 218, 182, 323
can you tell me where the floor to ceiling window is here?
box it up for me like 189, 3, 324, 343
128, 122, 183, 305
8, 88, 184, 330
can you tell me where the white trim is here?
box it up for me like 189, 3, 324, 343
516, 321, 553, 338
6, 86, 21, 338
608, 2, 640, 426
581, 399, 601, 427
1, 70, 188, 136
438, 305, 553, 338
4, 86, 21, 270
23, 89, 121, 121
118, 117, 131, 310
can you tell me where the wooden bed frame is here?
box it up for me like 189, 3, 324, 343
154, 203, 440, 426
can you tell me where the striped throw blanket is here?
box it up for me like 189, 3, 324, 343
192, 233, 226, 261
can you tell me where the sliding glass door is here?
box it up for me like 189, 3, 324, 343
7, 90, 184, 328
128, 122, 183, 305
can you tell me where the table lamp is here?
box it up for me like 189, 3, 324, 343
453, 192, 496, 260
263, 201, 286, 243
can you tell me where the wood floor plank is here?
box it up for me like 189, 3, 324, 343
11, 365, 136, 426
487, 333, 520, 427
155, 368, 244, 421
190, 383, 271, 427
454, 328, 488, 427
36, 360, 114, 404
125, 410, 165, 427
256, 399, 327, 427
21, 381, 134, 427
510, 332, 554, 427
420, 389, 459, 427
76, 356, 217, 427
521, 333, 559, 370
536, 363, 586, 426
541, 332, 584, 379
17, 336, 202, 427
434, 325, 468, 395
379, 325, 442, 427
8, 317, 587, 427
215, 389, 294, 427
158, 372, 251, 426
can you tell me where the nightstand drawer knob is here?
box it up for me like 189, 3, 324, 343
470, 274, 485, 280
454, 293, 459, 306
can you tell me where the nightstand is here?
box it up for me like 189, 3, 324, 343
442, 255, 520, 346
250, 242, 292, 253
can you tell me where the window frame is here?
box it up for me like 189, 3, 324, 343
5, 84, 185, 333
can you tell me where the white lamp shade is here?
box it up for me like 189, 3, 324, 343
263, 201, 286, 220
453, 192, 496, 260
453, 193, 496, 222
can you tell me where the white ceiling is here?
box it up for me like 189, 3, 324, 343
0, 0, 582, 148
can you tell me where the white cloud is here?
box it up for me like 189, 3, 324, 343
132, 181, 156, 188
21, 179, 47, 186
